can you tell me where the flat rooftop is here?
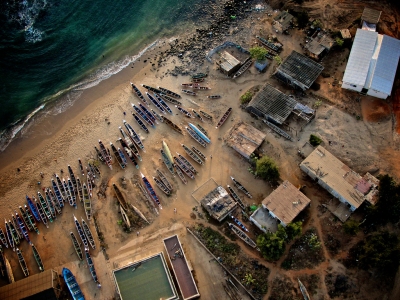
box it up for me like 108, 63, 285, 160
220, 51, 241, 72
262, 180, 311, 225
361, 7, 382, 24
163, 235, 200, 300
113, 253, 178, 300
224, 122, 266, 159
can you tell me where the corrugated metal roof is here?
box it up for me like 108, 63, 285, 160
369, 35, 400, 95
361, 8, 381, 24
220, 51, 240, 72
342, 29, 378, 86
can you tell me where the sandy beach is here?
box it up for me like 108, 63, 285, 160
1, 1, 400, 299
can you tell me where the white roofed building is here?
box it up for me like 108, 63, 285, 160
342, 28, 400, 99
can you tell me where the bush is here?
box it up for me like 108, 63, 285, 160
240, 91, 253, 104
309, 134, 322, 146
273, 55, 282, 65
343, 219, 359, 235
335, 37, 344, 47
249, 46, 268, 61
257, 231, 286, 261
256, 156, 280, 182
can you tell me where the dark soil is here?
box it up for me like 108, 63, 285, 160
269, 274, 302, 300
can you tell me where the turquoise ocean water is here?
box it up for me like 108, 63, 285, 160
0, 0, 209, 150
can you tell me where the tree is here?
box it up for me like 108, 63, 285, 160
335, 37, 344, 47
312, 19, 323, 29
240, 91, 253, 104
257, 231, 286, 261
343, 219, 359, 235
296, 11, 309, 29
249, 46, 268, 61
256, 156, 280, 182
309, 134, 322, 146
285, 222, 303, 241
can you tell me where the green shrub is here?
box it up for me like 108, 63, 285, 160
309, 134, 322, 146
335, 37, 344, 47
240, 91, 253, 104
343, 219, 359, 235
256, 156, 280, 182
249, 46, 268, 61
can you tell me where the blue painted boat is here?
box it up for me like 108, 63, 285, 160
26, 196, 41, 222
188, 123, 211, 143
15, 212, 31, 244
63, 267, 85, 300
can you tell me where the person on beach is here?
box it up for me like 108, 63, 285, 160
174, 208, 177, 214
137, 231, 140, 236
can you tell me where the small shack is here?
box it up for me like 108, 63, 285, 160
0, 269, 62, 300
255, 60, 268, 72
361, 8, 381, 25
224, 122, 266, 159
274, 51, 324, 90
340, 29, 352, 40
163, 235, 200, 300
253, 181, 311, 227
304, 33, 335, 60
217, 51, 241, 76
273, 11, 294, 33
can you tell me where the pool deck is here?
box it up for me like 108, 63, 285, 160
163, 235, 200, 300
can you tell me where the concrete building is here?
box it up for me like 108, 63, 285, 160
251, 180, 311, 228
273, 11, 293, 33
200, 186, 237, 222
224, 122, 266, 159
217, 51, 241, 76
341, 28, 400, 99
361, 7, 381, 31
300, 146, 379, 212
304, 33, 335, 60
274, 51, 324, 91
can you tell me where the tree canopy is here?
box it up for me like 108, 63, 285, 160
256, 156, 280, 182
249, 46, 268, 61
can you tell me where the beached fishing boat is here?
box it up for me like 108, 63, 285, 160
132, 113, 149, 133
113, 184, 129, 211
158, 86, 181, 98
82, 183, 92, 221
4, 254, 14, 283
151, 109, 164, 122
161, 116, 183, 134
70, 232, 83, 261
0, 228, 8, 248
139, 102, 157, 123
141, 173, 162, 209
32, 244, 44, 271
156, 169, 173, 191
11, 216, 23, 241
146, 92, 166, 114
162, 140, 174, 165
181, 144, 204, 165
181, 83, 199, 87
94, 146, 105, 162
153, 177, 171, 195
141, 84, 162, 94
23, 205, 39, 234
110, 142, 126, 169
78, 159, 85, 176
5, 220, 15, 250
99, 140, 113, 169
192, 109, 203, 121
193, 85, 210, 90
120, 205, 131, 228
87, 175, 93, 198
84, 248, 100, 285
227, 185, 246, 210
130, 204, 150, 224
132, 103, 155, 128
18, 208, 33, 234
174, 163, 188, 184
74, 215, 88, 248
207, 95, 221, 99
56, 174, 68, 201
186, 126, 207, 148
52, 179, 65, 208
118, 138, 139, 169
233, 59, 252, 78
75, 178, 83, 204
199, 110, 213, 120
68, 165, 78, 192
44, 190, 57, 219
159, 93, 182, 106
131, 83, 149, 106
231, 215, 249, 232
123, 121, 146, 151
160, 149, 175, 175
197, 123, 209, 136
34, 197, 49, 228
189, 123, 210, 143
25, 196, 40, 222
15, 212, 31, 244
231, 177, 252, 198
38, 191, 54, 221
16, 248, 29, 276
90, 163, 101, 176
173, 156, 195, 179
118, 148, 128, 167
63, 267, 85, 300
192, 77, 205, 82
228, 223, 257, 248
216, 107, 232, 129
81, 219, 96, 250
154, 93, 173, 114
298, 279, 311, 300
119, 126, 143, 160
177, 153, 198, 174
191, 73, 207, 79
0, 246, 5, 277
181, 89, 196, 96
47, 188, 62, 215
9, 219, 21, 245
66, 178, 77, 208
192, 145, 207, 160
